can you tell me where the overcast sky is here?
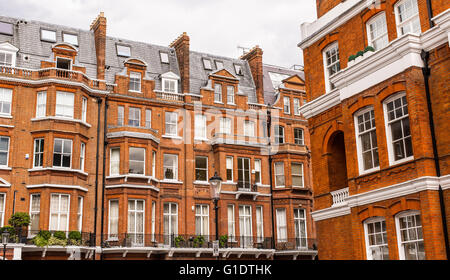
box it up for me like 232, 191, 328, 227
1, 0, 317, 68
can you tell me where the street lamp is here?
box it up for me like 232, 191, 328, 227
2, 232, 10, 261
209, 171, 223, 241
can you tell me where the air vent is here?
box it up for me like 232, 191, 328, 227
22, 55, 30, 61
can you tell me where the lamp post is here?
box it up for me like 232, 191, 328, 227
2, 232, 10, 261
209, 171, 223, 242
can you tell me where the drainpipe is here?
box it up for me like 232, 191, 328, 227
266, 104, 276, 250
93, 98, 103, 252
100, 97, 108, 260
421, 49, 449, 259
425, 0, 434, 28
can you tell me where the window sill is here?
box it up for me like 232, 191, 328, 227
193, 180, 210, 186
0, 166, 12, 171
128, 90, 142, 94
162, 135, 182, 140
214, 101, 224, 104
358, 166, 381, 177
160, 179, 183, 184
223, 181, 237, 185
0, 114, 12, 119
389, 156, 414, 167
31, 116, 91, 128
194, 138, 210, 142
227, 103, 236, 106
28, 167, 88, 176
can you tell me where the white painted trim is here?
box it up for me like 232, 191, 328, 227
395, 210, 423, 260
354, 106, 380, 175
26, 184, 88, 192
31, 116, 91, 128
0, 42, 18, 67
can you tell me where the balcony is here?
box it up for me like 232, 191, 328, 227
330, 187, 349, 207
154, 90, 185, 102
274, 238, 318, 260
271, 142, 308, 154
0, 66, 107, 91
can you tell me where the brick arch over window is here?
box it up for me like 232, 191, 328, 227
358, 205, 388, 223
388, 198, 421, 216
348, 95, 376, 116
376, 81, 407, 102
361, 5, 387, 24
318, 33, 339, 53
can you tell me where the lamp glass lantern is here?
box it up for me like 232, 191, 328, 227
1, 232, 10, 245
209, 171, 223, 200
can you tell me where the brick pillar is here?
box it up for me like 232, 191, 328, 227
90, 12, 107, 80
240, 46, 265, 105
170, 32, 190, 94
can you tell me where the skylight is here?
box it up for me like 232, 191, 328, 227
41, 29, 56, 42
63, 33, 78, 46
0, 22, 13, 36
215, 61, 224, 69
203, 58, 212, 70
160, 52, 169, 63
117, 44, 131, 57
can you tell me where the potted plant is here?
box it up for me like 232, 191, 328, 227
219, 234, 228, 248
8, 212, 30, 242
348, 55, 357, 67
363, 46, 375, 58
355, 51, 365, 63
32, 230, 51, 247
68, 231, 82, 246
174, 236, 185, 248
193, 235, 205, 248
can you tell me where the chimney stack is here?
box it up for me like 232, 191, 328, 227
90, 12, 107, 80
170, 32, 190, 94
241, 45, 264, 104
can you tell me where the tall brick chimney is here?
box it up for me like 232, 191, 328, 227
90, 12, 107, 80
170, 32, 190, 94
240, 46, 264, 104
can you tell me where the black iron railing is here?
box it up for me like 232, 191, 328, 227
274, 238, 317, 251
236, 182, 258, 192
0, 229, 95, 247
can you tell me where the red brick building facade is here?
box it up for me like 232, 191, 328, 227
299, 0, 449, 259
0, 13, 316, 260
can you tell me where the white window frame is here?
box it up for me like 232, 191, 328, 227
128, 199, 145, 246
162, 78, 177, 93
256, 206, 264, 243
274, 162, 285, 188
394, 0, 421, 37
145, 109, 152, 129
195, 204, 210, 238
165, 111, 178, 136
163, 154, 178, 180
220, 117, 232, 135
151, 201, 156, 241
163, 202, 178, 240
108, 200, 119, 240
215, 60, 224, 69
293, 98, 301, 116
129, 71, 142, 93
283, 96, 290, 114
49, 193, 70, 232
227, 204, 236, 241
395, 210, 425, 260
203, 58, 212, 70
294, 128, 304, 145
276, 208, 287, 242
33, 138, 44, 168
36, 91, 47, 118
227, 85, 235, 104
0, 42, 17, 67
160, 52, 169, 64
0, 193, 5, 227
383, 92, 414, 166
254, 159, 261, 184
226, 156, 234, 182
291, 162, 304, 188
0, 87, 12, 117
116, 44, 131, 57
355, 107, 380, 174
195, 114, 207, 140
55, 91, 74, 119
52, 138, 72, 168
244, 120, 255, 137
152, 151, 156, 177
56, 57, 72, 70
363, 217, 389, 260
366, 12, 389, 51
117, 106, 124, 126
80, 142, 86, 171
128, 147, 145, 175
81, 96, 87, 122
128, 107, 141, 127
110, 148, 120, 175
294, 208, 308, 249
29, 193, 41, 236
40, 29, 56, 42
214, 83, 222, 103
195, 156, 208, 182
274, 125, 284, 144
0, 136, 9, 167
237, 157, 251, 188
234, 64, 243, 76
77, 196, 83, 232
238, 205, 253, 244
322, 42, 340, 93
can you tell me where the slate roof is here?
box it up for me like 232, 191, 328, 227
263, 64, 305, 106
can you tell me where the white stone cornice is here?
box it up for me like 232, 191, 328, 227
107, 131, 160, 143
26, 184, 88, 192
298, 88, 340, 119
105, 184, 160, 192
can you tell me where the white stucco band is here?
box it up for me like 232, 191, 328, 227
311, 175, 450, 222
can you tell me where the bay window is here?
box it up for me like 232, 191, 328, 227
110, 148, 120, 175
129, 147, 145, 175
128, 107, 141, 127
395, 0, 421, 36
128, 199, 145, 246
33, 138, 44, 168
226, 156, 233, 181
49, 194, 70, 231
55, 91, 74, 118
29, 194, 41, 234
276, 208, 287, 242
117, 106, 124, 126
220, 117, 231, 135
0, 88, 12, 116
108, 200, 119, 239
81, 96, 87, 122
274, 162, 285, 187
195, 114, 207, 140
294, 128, 304, 145
294, 209, 308, 248
53, 138, 72, 168
77, 196, 83, 232
244, 120, 255, 137
291, 163, 304, 188
36, 91, 46, 117
367, 13, 389, 51
274, 125, 284, 144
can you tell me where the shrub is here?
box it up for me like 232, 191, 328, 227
53, 231, 66, 240
47, 236, 67, 246
174, 236, 185, 248
37, 230, 51, 240
219, 235, 228, 248
68, 231, 82, 241
193, 235, 205, 248
0, 225, 16, 236
356, 51, 364, 57
32, 235, 49, 247
348, 55, 356, 62
364, 46, 375, 53
8, 212, 31, 228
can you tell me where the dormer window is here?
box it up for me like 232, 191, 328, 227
163, 79, 177, 93
129, 71, 141, 92
234, 64, 243, 76
0, 42, 18, 67
56, 57, 72, 70
203, 58, 212, 70
0, 52, 12, 67
41, 29, 56, 42
0, 22, 13, 36
215, 61, 224, 69
160, 52, 169, 64
63, 33, 78, 46
117, 44, 131, 57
